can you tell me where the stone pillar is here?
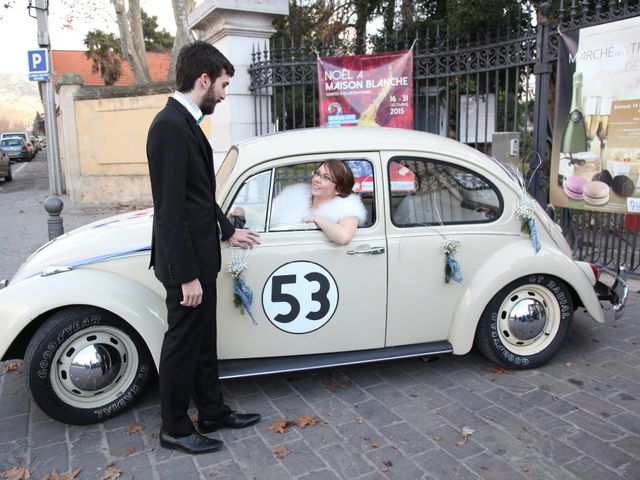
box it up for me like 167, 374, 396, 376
56, 73, 84, 202
189, 0, 289, 168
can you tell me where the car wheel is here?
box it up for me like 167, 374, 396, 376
474, 274, 573, 369
5, 164, 12, 181
24, 306, 155, 424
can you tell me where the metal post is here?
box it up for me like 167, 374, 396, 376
44, 196, 64, 239
531, 1, 553, 206
33, 0, 63, 195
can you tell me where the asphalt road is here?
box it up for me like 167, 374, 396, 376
0, 152, 639, 479
0, 152, 123, 281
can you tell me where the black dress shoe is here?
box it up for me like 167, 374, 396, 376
159, 430, 223, 454
198, 411, 261, 433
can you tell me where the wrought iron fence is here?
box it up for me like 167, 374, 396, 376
249, 0, 640, 274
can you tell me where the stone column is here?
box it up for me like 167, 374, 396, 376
189, 0, 289, 168
56, 73, 84, 201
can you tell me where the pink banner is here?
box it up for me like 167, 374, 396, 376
317, 50, 413, 129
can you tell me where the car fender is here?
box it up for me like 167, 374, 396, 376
447, 240, 604, 355
0, 269, 166, 368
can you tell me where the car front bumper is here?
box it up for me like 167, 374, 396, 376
595, 266, 629, 320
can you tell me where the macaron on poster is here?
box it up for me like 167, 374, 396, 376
550, 16, 640, 214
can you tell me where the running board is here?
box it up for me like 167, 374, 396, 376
218, 341, 453, 379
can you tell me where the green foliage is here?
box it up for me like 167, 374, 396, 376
141, 9, 174, 53
84, 29, 123, 86
32, 112, 45, 136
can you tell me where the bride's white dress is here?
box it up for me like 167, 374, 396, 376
270, 184, 367, 228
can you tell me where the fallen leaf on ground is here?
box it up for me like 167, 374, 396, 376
461, 426, 475, 439
488, 366, 509, 375
522, 464, 532, 472
0, 467, 30, 480
456, 425, 475, 446
102, 467, 122, 480
363, 436, 379, 448
355, 416, 365, 424
382, 460, 393, 468
120, 448, 134, 457
271, 446, 289, 459
432, 435, 441, 441
295, 416, 317, 428
125, 423, 143, 435
480, 465, 489, 471
268, 418, 293, 434
2, 361, 21, 373
324, 377, 352, 390
565, 362, 573, 368
391, 443, 399, 449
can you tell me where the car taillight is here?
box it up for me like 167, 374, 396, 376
590, 263, 600, 282
21, 146, 28, 152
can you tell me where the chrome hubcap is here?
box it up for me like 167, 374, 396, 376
51, 326, 139, 408
507, 298, 547, 342
68, 343, 123, 392
497, 285, 560, 355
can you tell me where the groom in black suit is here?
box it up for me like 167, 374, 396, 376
147, 41, 260, 455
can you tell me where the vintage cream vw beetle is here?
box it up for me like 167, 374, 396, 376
0, 128, 626, 424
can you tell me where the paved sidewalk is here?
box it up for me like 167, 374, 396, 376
1, 155, 639, 479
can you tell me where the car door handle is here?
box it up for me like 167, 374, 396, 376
347, 247, 385, 255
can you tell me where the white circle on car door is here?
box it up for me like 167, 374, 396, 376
262, 261, 338, 334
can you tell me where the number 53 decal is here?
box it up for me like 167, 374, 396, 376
262, 261, 339, 334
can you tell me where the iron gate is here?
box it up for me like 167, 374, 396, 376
249, 0, 640, 274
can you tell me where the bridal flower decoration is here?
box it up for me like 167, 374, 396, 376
226, 248, 257, 325
441, 238, 463, 284
515, 196, 541, 253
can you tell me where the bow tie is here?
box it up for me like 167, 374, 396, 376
196, 114, 204, 126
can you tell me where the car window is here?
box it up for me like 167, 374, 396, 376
389, 156, 502, 226
269, 159, 375, 231
1, 139, 23, 147
226, 170, 272, 232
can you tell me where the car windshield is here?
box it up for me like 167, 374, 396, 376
0, 139, 24, 147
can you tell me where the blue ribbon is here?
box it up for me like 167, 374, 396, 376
447, 254, 463, 284
528, 218, 541, 253
233, 276, 257, 325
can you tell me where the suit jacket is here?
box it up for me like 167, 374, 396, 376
147, 97, 235, 286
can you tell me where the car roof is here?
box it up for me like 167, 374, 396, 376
1, 132, 28, 137
234, 127, 502, 175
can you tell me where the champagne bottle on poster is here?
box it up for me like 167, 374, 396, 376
558, 72, 588, 186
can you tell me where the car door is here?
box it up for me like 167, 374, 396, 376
381, 152, 506, 347
216, 153, 388, 360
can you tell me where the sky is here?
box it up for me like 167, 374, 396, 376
0, 1, 180, 76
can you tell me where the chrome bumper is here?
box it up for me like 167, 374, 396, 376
595, 266, 628, 320
0, 279, 7, 290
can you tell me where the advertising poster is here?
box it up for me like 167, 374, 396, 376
550, 16, 640, 213
317, 50, 413, 129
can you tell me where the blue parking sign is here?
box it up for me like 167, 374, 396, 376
28, 49, 49, 81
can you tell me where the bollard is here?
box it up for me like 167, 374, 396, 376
44, 196, 64, 240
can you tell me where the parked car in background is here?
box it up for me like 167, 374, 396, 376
0, 137, 32, 162
0, 148, 11, 181
0, 127, 627, 425
1, 132, 35, 159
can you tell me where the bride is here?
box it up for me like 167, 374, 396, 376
271, 160, 367, 245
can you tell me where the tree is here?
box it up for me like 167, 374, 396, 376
168, 0, 196, 82
141, 9, 174, 52
84, 29, 123, 86
32, 112, 45, 136
112, 0, 150, 83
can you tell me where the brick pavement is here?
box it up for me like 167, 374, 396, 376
1, 298, 639, 480
1, 155, 639, 479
